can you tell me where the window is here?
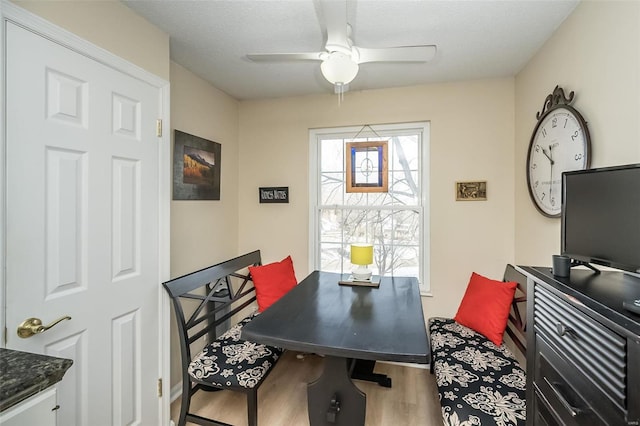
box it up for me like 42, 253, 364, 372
309, 122, 430, 292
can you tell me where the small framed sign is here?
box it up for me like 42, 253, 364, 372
259, 187, 289, 203
456, 181, 487, 201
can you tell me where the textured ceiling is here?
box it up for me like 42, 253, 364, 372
123, 0, 580, 100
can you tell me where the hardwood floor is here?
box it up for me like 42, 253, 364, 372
170, 351, 443, 426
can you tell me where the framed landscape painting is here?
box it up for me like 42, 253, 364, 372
173, 130, 221, 200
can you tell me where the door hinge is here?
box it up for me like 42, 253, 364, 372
156, 119, 163, 137
3, 326, 7, 345
157, 378, 163, 397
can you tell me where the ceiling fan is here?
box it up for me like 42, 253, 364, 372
246, 0, 437, 94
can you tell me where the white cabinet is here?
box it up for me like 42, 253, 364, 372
0, 386, 57, 426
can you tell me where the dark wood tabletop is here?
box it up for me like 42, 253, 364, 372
241, 270, 429, 364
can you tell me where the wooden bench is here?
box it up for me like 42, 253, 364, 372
163, 250, 283, 426
428, 264, 527, 426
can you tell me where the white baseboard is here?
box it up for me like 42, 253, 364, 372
379, 360, 431, 370
170, 382, 182, 403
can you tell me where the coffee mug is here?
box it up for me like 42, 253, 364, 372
552, 255, 571, 278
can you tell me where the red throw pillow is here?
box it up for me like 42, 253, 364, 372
248, 256, 297, 312
454, 272, 517, 346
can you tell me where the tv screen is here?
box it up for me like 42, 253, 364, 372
561, 164, 640, 274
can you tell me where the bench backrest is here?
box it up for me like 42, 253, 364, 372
503, 264, 527, 357
162, 250, 262, 368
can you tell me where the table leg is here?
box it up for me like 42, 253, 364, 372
307, 356, 366, 426
351, 359, 392, 388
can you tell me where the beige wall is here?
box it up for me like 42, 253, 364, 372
238, 79, 516, 319
514, 0, 640, 266
169, 61, 240, 386
14, 0, 170, 80
170, 61, 240, 277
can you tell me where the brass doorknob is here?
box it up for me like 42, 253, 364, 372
17, 316, 71, 338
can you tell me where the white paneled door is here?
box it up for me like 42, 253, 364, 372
5, 20, 166, 425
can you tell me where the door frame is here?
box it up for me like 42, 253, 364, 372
0, 1, 172, 423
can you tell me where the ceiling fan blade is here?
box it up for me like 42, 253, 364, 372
355, 45, 437, 64
320, 0, 350, 53
247, 52, 325, 62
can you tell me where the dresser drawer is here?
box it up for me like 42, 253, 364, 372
533, 388, 561, 426
535, 337, 619, 426
533, 284, 627, 411
535, 334, 625, 426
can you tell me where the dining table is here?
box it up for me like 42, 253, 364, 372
241, 270, 429, 426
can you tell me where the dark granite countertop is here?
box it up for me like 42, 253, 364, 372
0, 348, 73, 412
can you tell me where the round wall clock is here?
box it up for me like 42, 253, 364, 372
526, 86, 591, 217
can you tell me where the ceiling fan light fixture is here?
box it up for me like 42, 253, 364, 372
320, 52, 359, 85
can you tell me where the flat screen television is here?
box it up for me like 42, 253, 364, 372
561, 163, 640, 274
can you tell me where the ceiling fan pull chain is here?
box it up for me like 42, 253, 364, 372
335, 83, 345, 106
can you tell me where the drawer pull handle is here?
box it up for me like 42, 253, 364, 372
555, 322, 575, 338
544, 377, 582, 417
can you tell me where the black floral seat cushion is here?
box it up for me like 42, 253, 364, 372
188, 313, 283, 389
429, 317, 526, 426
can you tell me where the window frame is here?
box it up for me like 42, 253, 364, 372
308, 122, 431, 294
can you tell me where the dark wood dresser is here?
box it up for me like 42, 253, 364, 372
517, 266, 640, 426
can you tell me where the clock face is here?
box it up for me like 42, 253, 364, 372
527, 106, 590, 217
